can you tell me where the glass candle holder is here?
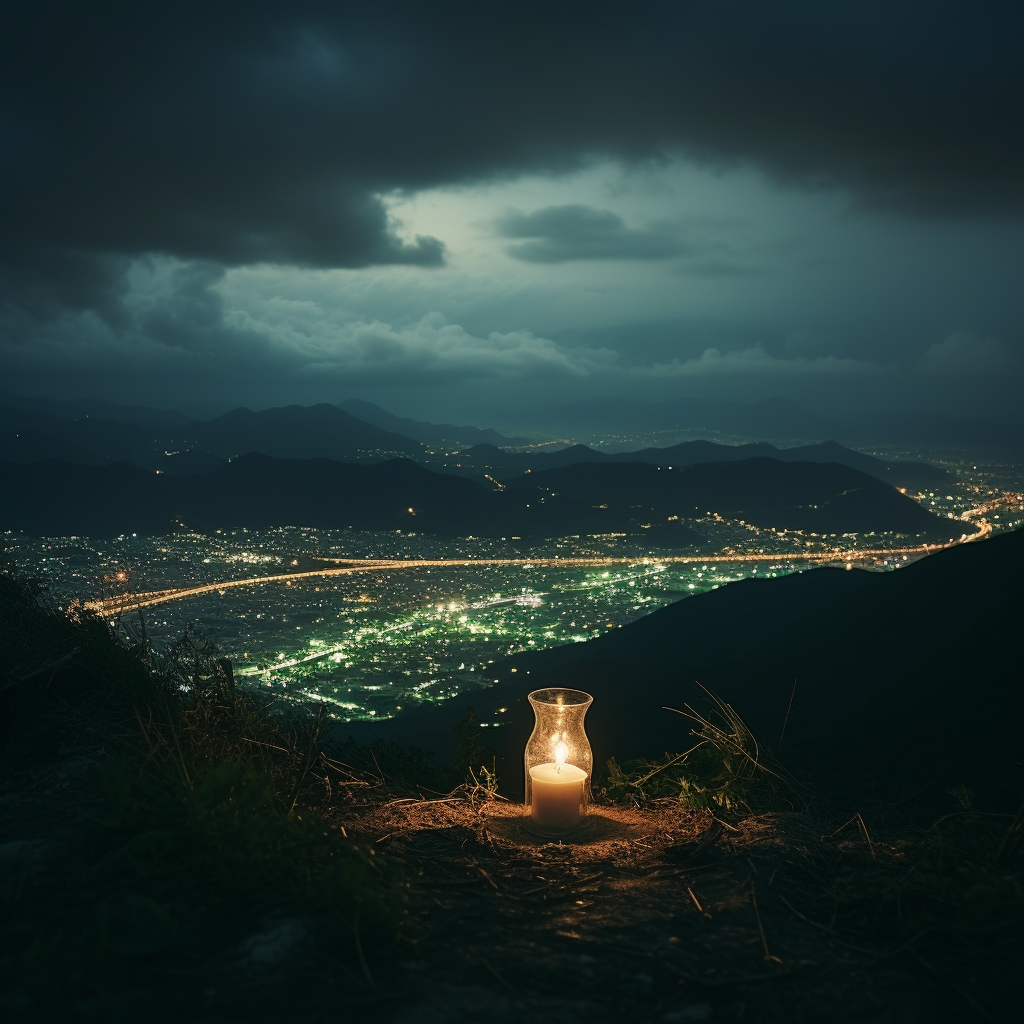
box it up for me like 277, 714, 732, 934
525, 688, 593, 830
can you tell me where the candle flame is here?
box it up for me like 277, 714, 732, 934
555, 740, 568, 772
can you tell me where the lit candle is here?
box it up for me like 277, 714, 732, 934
528, 741, 587, 829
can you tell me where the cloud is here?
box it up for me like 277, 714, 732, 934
1, 3, 1022, 326
917, 331, 1015, 375
495, 205, 686, 262
627, 345, 881, 380
253, 312, 616, 385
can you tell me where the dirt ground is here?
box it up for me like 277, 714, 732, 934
2, 754, 1016, 1023
335, 798, 1007, 1024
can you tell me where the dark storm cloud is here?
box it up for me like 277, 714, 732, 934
1, 1, 1021, 325
496, 206, 686, 262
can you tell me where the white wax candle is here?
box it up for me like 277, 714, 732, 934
529, 762, 587, 829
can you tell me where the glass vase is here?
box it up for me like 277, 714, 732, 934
524, 688, 593, 830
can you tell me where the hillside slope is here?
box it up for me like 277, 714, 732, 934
441, 438, 945, 492
504, 458, 950, 536
0, 402, 423, 468
344, 529, 1023, 804
0, 454, 955, 539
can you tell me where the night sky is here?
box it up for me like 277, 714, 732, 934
2, 2, 1022, 427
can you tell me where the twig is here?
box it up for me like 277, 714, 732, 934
353, 916, 374, 988
994, 797, 1024, 862
369, 748, 386, 788
517, 883, 552, 896
856, 813, 876, 859
132, 704, 156, 753
479, 956, 517, 997
0, 647, 80, 692
163, 696, 192, 790
710, 813, 742, 833
383, 796, 463, 807
474, 865, 500, 891
823, 816, 859, 841
241, 737, 291, 754
751, 882, 782, 964
286, 703, 326, 815
778, 895, 932, 960
779, 678, 797, 747
778, 894, 830, 932
889, 771, 957, 811
910, 950, 997, 1024
376, 828, 424, 844
686, 886, 706, 915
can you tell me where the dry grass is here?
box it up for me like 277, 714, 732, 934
605, 683, 799, 814
3, 571, 1023, 1022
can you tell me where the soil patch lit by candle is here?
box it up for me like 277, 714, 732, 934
333, 794, 1016, 1023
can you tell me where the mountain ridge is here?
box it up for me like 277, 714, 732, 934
0, 452, 956, 540
340, 398, 528, 447
0, 402, 424, 468
440, 438, 945, 491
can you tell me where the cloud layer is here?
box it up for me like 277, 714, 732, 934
3, 2, 1023, 322
496, 206, 686, 262
1, 3, 1022, 422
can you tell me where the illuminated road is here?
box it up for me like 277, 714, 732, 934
87, 518, 991, 616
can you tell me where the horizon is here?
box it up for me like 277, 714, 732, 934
4, 391, 1024, 440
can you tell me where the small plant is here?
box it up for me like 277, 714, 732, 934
462, 761, 502, 809
605, 684, 789, 813
0, 570, 411, 1020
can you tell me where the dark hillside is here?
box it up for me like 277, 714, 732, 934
173, 404, 422, 460
448, 442, 611, 472
340, 398, 527, 446
0, 454, 687, 539
0, 390, 188, 427
505, 458, 952, 536
346, 529, 1024, 806
0, 402, 424, 469
609, 438, 946, 491
0, 421, 108, 465
432, 438, 944, 493
3, 453, 948, 539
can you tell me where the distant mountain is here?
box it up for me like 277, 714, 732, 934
343, 528, 1024, 805
438, 438, 945, 492
0, 403, 424, 468
521, 395, 841, 442
340, 398, 528, 447
502, 459, 950, 536
0, 390, 188, 427
0, 406, 111, 464
167, 405, 423, 461
431, 443, 609, 475
845, 411, 1022, 449
505, 395, 1022, 449
149, 451, 228, 475
0, 454, 670, 540
0, 452, 952, 540
0, 418, 108, 465
0, 455, 584, 538
655, 440, 947, 491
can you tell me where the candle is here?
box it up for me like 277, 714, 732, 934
529, 742, 587, 828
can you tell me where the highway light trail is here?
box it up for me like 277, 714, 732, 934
87, 520, 990, 617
